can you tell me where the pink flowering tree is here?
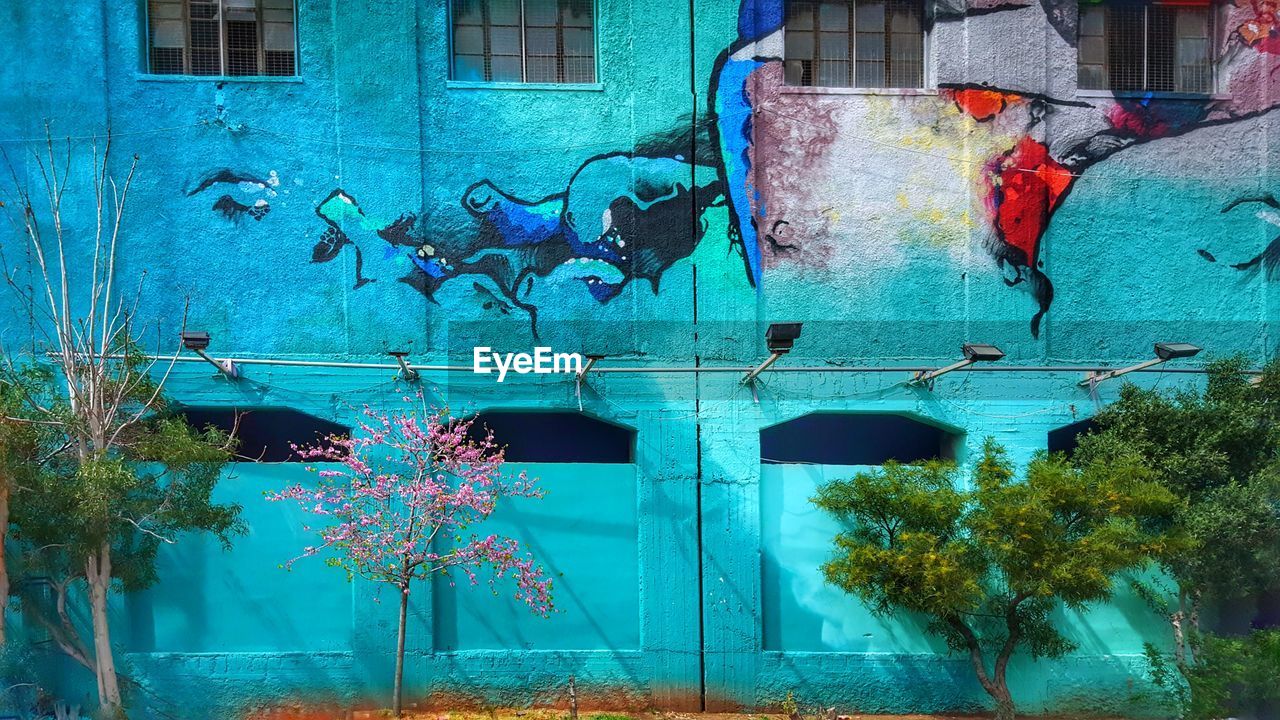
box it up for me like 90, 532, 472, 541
268, 404, 554, 717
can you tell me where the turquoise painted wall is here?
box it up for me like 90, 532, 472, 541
2, 0, 1277, 717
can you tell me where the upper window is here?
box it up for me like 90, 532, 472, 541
1077, 1, 1214, 93
147, 0, 297, 77
783, 0, 925, 89
450, 0, 597, 84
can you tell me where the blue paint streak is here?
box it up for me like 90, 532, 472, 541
484, 202, 563, 247
716, 56, 765, 287
738, 0, 785, 42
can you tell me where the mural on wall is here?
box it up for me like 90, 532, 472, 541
715, 0, 1280, 335
192, 0, 1279, 338
189, 168, 278, 222
1220, 193, 1280, 276
304, 149, 721, 336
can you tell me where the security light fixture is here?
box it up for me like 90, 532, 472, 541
1154, 342, 1202, 361
388, 351, 419, 382
1080, 342, 1203, 388
180, 330, 238, 379
765, 323, 803, 354
962, 343, 1006, 363
912, 343, 1006, 387
180, 331, 210, 351
745, 323, 804, 384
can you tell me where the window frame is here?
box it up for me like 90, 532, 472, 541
144, 0, 301, 80
1075, 0, 1220, 97
446, 0, 603, 89
780, 0, 931, 93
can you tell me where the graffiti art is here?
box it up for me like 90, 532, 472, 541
195, 0, 1280, 338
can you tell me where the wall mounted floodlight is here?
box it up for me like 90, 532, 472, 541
577, 354, 605, 380
180, 331, 238, 379
1153, 342, 1202, 361
387, 351, 419, 382
1079, 342, 1202, 388
744, 323, 803, 384
912, 343, 1006, 387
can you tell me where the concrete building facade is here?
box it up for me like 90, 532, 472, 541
2, 0, 1277, 717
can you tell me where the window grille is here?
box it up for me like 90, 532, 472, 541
1077, 1, 1213, 93
451, 0, 597, 83
783, 0, 925, 89
148, 0, 297, 77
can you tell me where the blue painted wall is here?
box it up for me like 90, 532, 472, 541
2, 0, 1277, 717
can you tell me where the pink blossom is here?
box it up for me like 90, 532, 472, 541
265, 401, 554, 616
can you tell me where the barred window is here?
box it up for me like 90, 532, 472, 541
1077, 1, 1214, 93
783, 0, 925, 89
148, 0, 297, 77
451, 0, 596, 83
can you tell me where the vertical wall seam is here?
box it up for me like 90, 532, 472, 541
688, 0, 706, 710
330, 0, 349, 359
414, 0, 432, 364
100, 0, 112, 133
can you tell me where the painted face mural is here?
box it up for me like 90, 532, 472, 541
189, 169, 278, 222
194, 0, 1279, 337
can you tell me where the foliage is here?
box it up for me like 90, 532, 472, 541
13, 405, 243, 587
1076, 357, 1280, 718
268, 402, 553, 716
814, 440, 1177, 720
0, 129, 244, 717
5, 359, 243, 684
1146, 630, 1280, 720
1077, 356, 1280, 600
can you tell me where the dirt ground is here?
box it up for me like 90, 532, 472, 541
246, 708, 1130, 720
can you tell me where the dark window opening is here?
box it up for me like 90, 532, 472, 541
1077, 1, 1213, 93
465, 411, 633, 463
174, 407, 349, 463
1047, 417, 1099, 457
761, 413, 959, 465
783, 0, 925, 89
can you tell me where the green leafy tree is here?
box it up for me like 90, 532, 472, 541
814, 441, 1177, 720
1075, 357, 1280, 717
0, 366, 48, 648
1145, 629, 1280, 720
1, 129, 243, 718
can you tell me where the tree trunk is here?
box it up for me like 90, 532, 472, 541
392, 585, 409, 718
86, 541, 122, 716
0, 479, 10, 646
993, 690, 1016, 720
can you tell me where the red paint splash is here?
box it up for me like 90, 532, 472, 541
1237, 0, 1280, 52
946, 88, 1024, 121
986, 137, 1075, 262
1105, 103, 1172, 138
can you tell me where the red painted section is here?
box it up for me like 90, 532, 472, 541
1238, 0, 1280, 53
986, 137, 1074, 263
1106, 104, 1173, 138
946, 88, 1023, 122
